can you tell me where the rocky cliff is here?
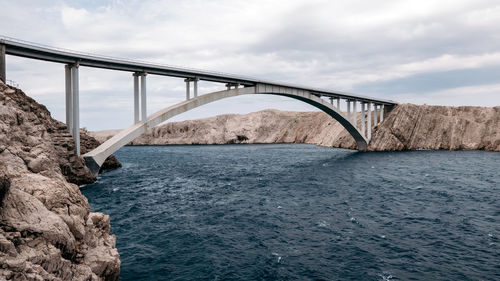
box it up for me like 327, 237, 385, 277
92, 105, 500, 152
0, 81, 120, 280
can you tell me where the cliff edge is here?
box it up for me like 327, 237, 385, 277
92, 105, 500, 152
0, 81, 120, 280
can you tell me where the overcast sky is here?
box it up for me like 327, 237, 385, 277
1, 0, 499, 130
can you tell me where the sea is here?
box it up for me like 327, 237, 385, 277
82, 144, 500, 281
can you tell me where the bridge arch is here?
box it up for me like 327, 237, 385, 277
83, 85, 367, 174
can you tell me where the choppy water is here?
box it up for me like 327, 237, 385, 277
82, 144, 500, 281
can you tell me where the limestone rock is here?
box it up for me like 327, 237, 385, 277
0, 81, 120, 280
91, 105, 499, 152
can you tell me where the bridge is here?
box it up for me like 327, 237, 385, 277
0, 36, 397, 175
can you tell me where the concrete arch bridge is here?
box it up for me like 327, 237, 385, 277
0, 36, 396, 175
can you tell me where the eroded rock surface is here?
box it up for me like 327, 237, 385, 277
0, 81, 120, 280
92, 105, 500, 152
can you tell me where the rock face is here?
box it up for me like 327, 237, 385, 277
368, 104, 500, 151
0, 81, 120, 280
92, 105, 500, 152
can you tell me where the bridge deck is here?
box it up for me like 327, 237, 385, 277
0, 36, 396, 105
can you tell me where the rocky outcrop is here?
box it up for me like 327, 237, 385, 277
92, 105, 500, 152
0, 81, 120, 280
368, 104, 500, 151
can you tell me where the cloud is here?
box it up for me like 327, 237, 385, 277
1, 0, 499, 130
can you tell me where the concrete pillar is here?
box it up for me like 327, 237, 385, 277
373, 104, 378, 125
133, 73, 140, 124
0, 44, 5, 83
380, 104, 384, 122
71, 65, 80, 156
367, 103, 372, 140
361, 102, 366, 137
329, 97, 334, 105
336, 98, 340, 110
226, 83, 231, 90
193, 79, 198, 98
346, 100, 351, 121
65, 65, 73, 134
185, 79, 190, 100
353, 100, 357, 128
140, 73, 147, 122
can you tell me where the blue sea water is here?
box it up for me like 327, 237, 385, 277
82, 144, 500, 281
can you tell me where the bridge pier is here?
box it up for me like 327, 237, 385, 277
185, 78, 199, 100
337, 98, 340, 111
64, 63, 80, 155
133, 72, 147, 123
367, 102, 372, 140
353, 100, 357, 128
65, 65, 73, 134
70, 64, 80, 156
380, 104, 384, 122
346, 100, 351, 121
140, 73, 147, 122
361, 102, 366, 137
0, 44, 5, 83
133, 73, 140, 124
373, 104, 378, 125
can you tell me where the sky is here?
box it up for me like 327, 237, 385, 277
1, 0, 499, 131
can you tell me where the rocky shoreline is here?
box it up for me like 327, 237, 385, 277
0, 81, 121, 280
92, 105, 500, 152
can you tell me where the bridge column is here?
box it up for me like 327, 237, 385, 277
193, 78, 198, 98
346, 100, 351, 121
140, 73, 147, 122
133, 73, 140, 124
367, 103, 372, 140
0, 44, 5, 83
361, 102, 366, 137
65, 65, 73, 134
353, 100, 357, 128
71, 64, 80, 156
185, 79, 190, 100
185, 77, 200, 100
373, 104, 378, 125
336, 97, 340, 110
329, 97, 334, 105
380, 104, 384, 122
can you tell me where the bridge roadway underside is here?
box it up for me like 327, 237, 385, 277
83, 85, 370, 175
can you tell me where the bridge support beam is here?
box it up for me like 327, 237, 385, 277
65, 65, 73, 135
71, 64, 80, 156
353, 100, 357, 128
367, 102, 372, 140
140, 73, 147, 122
185, 78, 200, 100
373, 104, 378, 125
346, 100, 351, 121
133, 73, 140, 124
0, 44, 5, 83
337, 98, 340, 111
361, 102, 366, 137
185, 79, 190, 100
380, 104, 384, 122
194, 79, 198, 98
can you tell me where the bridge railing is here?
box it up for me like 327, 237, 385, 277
0, 35, 258, 82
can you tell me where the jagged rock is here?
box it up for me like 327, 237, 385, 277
0, 81, 120, 280
91, 105, 500, 152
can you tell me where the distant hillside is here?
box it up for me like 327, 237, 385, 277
91, 105, 500, 152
